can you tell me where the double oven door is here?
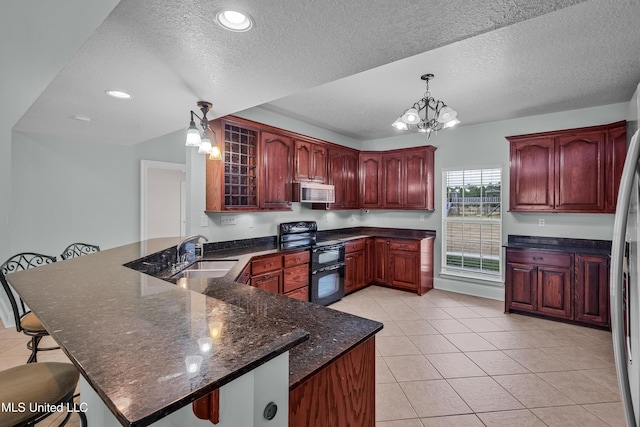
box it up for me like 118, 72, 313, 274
310, 243, 345, 306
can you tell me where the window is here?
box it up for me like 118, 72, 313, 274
442, 168, 502, 281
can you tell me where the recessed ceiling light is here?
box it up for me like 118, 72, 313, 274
216, 10, 253, 32
105, 90, 132, 100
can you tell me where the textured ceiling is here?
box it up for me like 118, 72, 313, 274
14, 0, 639, 146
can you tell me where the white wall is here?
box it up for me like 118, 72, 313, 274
0, 0, 119, 264
10, 129, 186, 256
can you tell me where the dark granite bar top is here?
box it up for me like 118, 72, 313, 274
5, 238, 308, 427
504, 234, 612, 256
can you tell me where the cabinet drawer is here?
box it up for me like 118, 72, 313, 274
506, 249, 572, 268
389, 240, 419, 252
237, 263, 251, 284
285, 286, 309, 302
252, 255, 283, 275
283, 264, 309, 293
250, 271, 282, 294
345, 239, 365, 253
283, 250, 310, 268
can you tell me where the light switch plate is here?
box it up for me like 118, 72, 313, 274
200, 214, 209, 227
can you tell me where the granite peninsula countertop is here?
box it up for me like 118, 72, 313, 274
5, 237, 308, 427
6, 227, 432, 426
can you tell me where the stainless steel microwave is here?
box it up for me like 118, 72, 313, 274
292, 182, 335, 203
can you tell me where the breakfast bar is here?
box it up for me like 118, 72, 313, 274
5, 236, 385, 426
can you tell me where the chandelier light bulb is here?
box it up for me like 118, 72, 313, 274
392, 117, 408, 130
443, 118, 461, 129
402, 108, 420, 124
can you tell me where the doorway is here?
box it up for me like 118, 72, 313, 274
140, 160, 186, 241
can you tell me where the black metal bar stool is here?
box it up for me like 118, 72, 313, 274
1, 253, 60, 363
59, 243, 100, 260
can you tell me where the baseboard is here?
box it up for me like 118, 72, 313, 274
434, 276, 505, 301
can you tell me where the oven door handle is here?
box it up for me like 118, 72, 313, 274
313, 263, 344, 274
312, 245, 343, 252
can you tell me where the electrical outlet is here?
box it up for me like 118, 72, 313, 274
419, 214, 425, 222
538, 218, 545, 226
200, 214, 209, 227
220, 215, 237, 225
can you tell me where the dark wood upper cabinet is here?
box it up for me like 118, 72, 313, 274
207, 115, 437, 212
555, 131, 606, 212
206, 118, 260, 212
260, 131, 292, 210
607, 121, 627, 212
294, 139, 327, 183
508, 121, 626, 213
509, 137, 555, 211
381, 146, 435, 210
405, 148, 434, 209
359, 152, 383, 208
383, 153, 404, 208
325, 147, 359, 209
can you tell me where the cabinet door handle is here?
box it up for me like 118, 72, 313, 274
532, 256, 543, 261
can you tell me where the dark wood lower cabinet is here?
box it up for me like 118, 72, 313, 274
505, 262, 537, 312
345, 239, 367, 295
373, 238, 432, 295
537, 265, 572, 319
289, 336, 375, 427
247, 250, 309, 301
505, 247, 610, 329
251, 271, 282, 293
575, 254, 609, 327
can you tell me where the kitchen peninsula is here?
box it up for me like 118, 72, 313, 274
4, 225, 438, 426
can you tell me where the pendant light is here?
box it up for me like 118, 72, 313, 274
185, 101, 222, 160
392, 74, 460, 138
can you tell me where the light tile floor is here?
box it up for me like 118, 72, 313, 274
331, 286, 626, 427
0, 286, 626, 426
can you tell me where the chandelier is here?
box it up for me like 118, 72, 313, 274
185, 101, 222, 160
392, 73, 460, 137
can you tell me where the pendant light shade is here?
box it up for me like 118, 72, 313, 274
437, 106, 457, 123
209, 145, 222, 161
392, 117, 408, 130
198, 136, 212, 154
185, 123, 202, 147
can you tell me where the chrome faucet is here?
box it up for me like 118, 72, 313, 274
176, 235, 209, 267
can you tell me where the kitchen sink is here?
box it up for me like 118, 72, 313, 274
171, 260, 237, 280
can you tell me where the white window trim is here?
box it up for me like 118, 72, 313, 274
441, 167, 504, 283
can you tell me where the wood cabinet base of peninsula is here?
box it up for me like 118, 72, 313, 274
289, 336, 375, 427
